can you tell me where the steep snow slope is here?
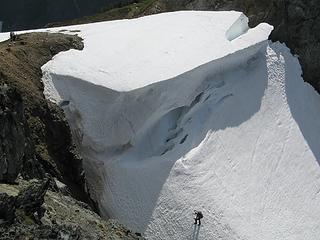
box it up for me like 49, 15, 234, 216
2, 11, 319, 240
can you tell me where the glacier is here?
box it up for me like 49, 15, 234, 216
2, 11, 320, 240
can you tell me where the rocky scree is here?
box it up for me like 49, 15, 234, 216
0, 179, 145, 239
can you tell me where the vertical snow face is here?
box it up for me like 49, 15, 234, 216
39, 12, 320, 240
225, 13, 249, 41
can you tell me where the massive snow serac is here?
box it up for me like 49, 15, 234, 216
37, 11, 320, 239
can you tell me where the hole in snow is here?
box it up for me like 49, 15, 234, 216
179, 134, 188, 144
161, 144, 175, 156
59, 100, 70, 107
166, 128, 183, 142
190, 92, 204, 108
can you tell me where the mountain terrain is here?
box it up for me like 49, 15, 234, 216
0, 1, 319, 239
1, 0, 319, 92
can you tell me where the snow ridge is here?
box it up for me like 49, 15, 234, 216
39, 11, 320, 240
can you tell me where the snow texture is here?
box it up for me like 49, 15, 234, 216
2, 11, 320, 240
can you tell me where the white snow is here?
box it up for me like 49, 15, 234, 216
1, 11, 320, 240
37, 11, 270, 93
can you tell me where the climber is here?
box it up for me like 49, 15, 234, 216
10, 32, 17, 41
194, 210, 203, 225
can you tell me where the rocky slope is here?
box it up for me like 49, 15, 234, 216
0, 33, 86, 198
0, 178, 144, 239
0, 32, 144, 239
0, 84, 28, 183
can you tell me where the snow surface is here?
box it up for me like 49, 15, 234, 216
42, 11, 271, 92
2, 11, 320, 240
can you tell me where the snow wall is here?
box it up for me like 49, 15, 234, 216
39, 11, 320, 240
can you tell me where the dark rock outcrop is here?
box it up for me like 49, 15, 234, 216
0, 193, 16, 224
0, 83, 44, 183
15, 179, 50, 223
0, 84, 27, 183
